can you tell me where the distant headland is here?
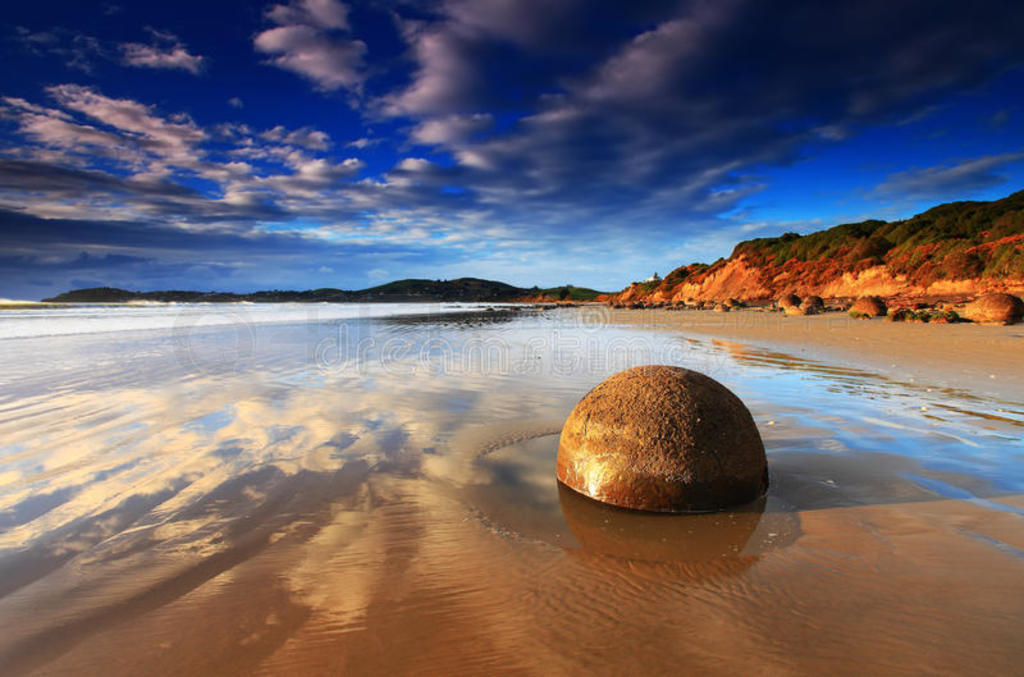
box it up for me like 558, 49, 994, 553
42, 278, 607, 304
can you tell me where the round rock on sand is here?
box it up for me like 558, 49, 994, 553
778, 293, 801, 310
556, 366, 768, 512
963, 293, 1024, 325
850, 295, 887, 317
800, 295, 824, 315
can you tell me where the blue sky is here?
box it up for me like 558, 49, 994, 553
1, 0, 1023, 299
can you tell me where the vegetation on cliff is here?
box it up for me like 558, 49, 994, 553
732, 189, 1024, 284
612, 188, 1024, 304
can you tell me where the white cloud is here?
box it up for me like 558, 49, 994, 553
347, 137, 379, 149
228, 97, 244, 108
2, 100, 121, 150
46, 85, 205, 167
384, 26, 478, 115
254, 0, 366, 94
294, 157, 364, 181
395, 157, 433, 172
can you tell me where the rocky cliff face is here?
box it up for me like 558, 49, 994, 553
608, 190, 1024, 306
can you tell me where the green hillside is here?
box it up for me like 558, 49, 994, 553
727, 189, 1024, 285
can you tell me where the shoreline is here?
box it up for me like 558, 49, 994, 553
601, 307, 1024, 402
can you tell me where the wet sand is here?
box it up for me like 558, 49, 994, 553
603, 307, 1024, 401
1, 305, 1022, 675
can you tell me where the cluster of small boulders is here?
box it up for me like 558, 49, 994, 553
845, 292, 1024, 324
608, 291, 1024, 325
848, 292, 1023, 325
610, 299, 746, 311
886, 307, 962, 324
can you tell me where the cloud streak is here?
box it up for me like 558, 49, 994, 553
14, 26, 205, 75
119, 29, 205, 74
871, 153, 1024, 203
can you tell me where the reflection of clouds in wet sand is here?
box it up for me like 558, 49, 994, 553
0, 321, 584, 672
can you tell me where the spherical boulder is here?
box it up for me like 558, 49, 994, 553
556, 366, 768, 512
963, 293, 1024, 325
777, 293, 801, 311
800, 295, 824, 315
849, 295, 887, 318
713, 302, 730, 312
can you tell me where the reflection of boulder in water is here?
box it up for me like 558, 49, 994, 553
558, 483, 800, 570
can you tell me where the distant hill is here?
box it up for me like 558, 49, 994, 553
609, 188, 1024, 305
520, 285, 607, 302
43, 286, 352, 304
356, 278, 528, 301
43, 277, 602, 304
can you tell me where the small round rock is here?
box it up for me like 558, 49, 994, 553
800, 295, 825, 315
778, 293, 801, 311
556, 365, 768, 512
963, 292, 1024, 325
850, 295, 887, 317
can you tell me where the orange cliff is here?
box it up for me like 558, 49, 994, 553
608, 189, 1024, 306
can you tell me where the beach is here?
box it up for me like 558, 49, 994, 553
605, 307, 1024, 401
0, 303, 1022, 675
